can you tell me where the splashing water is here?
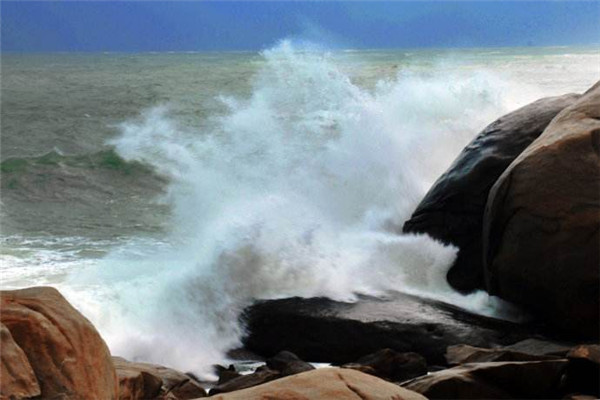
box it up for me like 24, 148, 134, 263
66, 41, 540, 376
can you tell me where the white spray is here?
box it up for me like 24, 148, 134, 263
68, 41, 539, 376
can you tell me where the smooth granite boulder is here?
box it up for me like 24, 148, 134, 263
403, 93, 580, 292
0, 286, 118, 400
484, 81, 600, 339
211, 368, 427, 400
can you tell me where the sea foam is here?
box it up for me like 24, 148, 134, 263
66, 41, 540, 376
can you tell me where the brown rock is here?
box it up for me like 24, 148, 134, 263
343, 349, 427, 382
112, 357, 206, 399
0, 286, 118, 400
404, 360, 568, 399
211, 368, 427, 400
209, 367, 280, 395
484, 81, 600, 339
403, 93, 580, 292
446, 344, 559, 365
0, 323, 41, 399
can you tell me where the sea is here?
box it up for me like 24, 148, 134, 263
1, 42, 599, 376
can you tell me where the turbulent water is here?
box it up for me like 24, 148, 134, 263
2, 42, 599, 376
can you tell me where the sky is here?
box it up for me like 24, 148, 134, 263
1, 1, 599, 52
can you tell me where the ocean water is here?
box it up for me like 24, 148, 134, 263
1, 42, 599, 376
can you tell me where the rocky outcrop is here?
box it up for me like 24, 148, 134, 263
342, 349, 427, 383
242, 293, 535, 365
403, 93, 580, 292
210, 368, 427, 400
403, 359, 568, 399
0, 323, 41, 399
112, 357, 206, 399
0, 286, 118, 400
484, 81, 600, 339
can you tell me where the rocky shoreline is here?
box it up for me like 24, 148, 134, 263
2, 81, 598, 399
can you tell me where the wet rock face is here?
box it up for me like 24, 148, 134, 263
242, 293, 536, 365
343, 349, 427, 383
484, 81, 600, 339
403, 359, 569, 399
0, 286, 118, 400
210, 368, 427, 400
403, 93, 580, 292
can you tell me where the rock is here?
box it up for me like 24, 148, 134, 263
446, 344, 560, 365
403, 93, 580, 292
112, 357, 206, 399
0, 323, 41, 399
214, 365, 241, 385
266, 351, 315, 376
484, 81, 600, 339
0, 286, 118, 399
343, 349, 427, 382
502, 338, 573, 357
242, 292, 536, 365
209, 367, 280, 395
563, 345, 600, 397
403, 360, 568, 399
210, 368, 427, 400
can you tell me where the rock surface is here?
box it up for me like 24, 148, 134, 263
0, 286, 118, 400
210, 368, 427, 400
112, 356, 206, 399
403, 93, 580, 292
445, 344, 560, 365
0, 323, 41, 399
266, 351, 315, 376
403, 359, 568, 399
343, 348, 427, 383
242, 292, 535, 365
484, 81, 600, 338
209, 367, 280, 395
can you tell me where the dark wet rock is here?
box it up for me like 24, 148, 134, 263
484, 81, 600, 339
242, 292, 537, 365
403, 359, 568, 399
445, 344, 560, 365
266, 351, 315, 376
214, 365, 242, 385
210, 368, 427, 400
209, 367, 280, 395
113, 357, 207, 399
343, 349, 427, 382
563, 345, 600, 397
403, 93, 580, 292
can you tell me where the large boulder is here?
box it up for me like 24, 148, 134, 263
403, 93, 580, 292
0, 286, 118, 400
242, 293, 536, 365
0, 323, 41, 399
483, 81, 600, 339
210, 368, 427, 400
403, 359, 568, 399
